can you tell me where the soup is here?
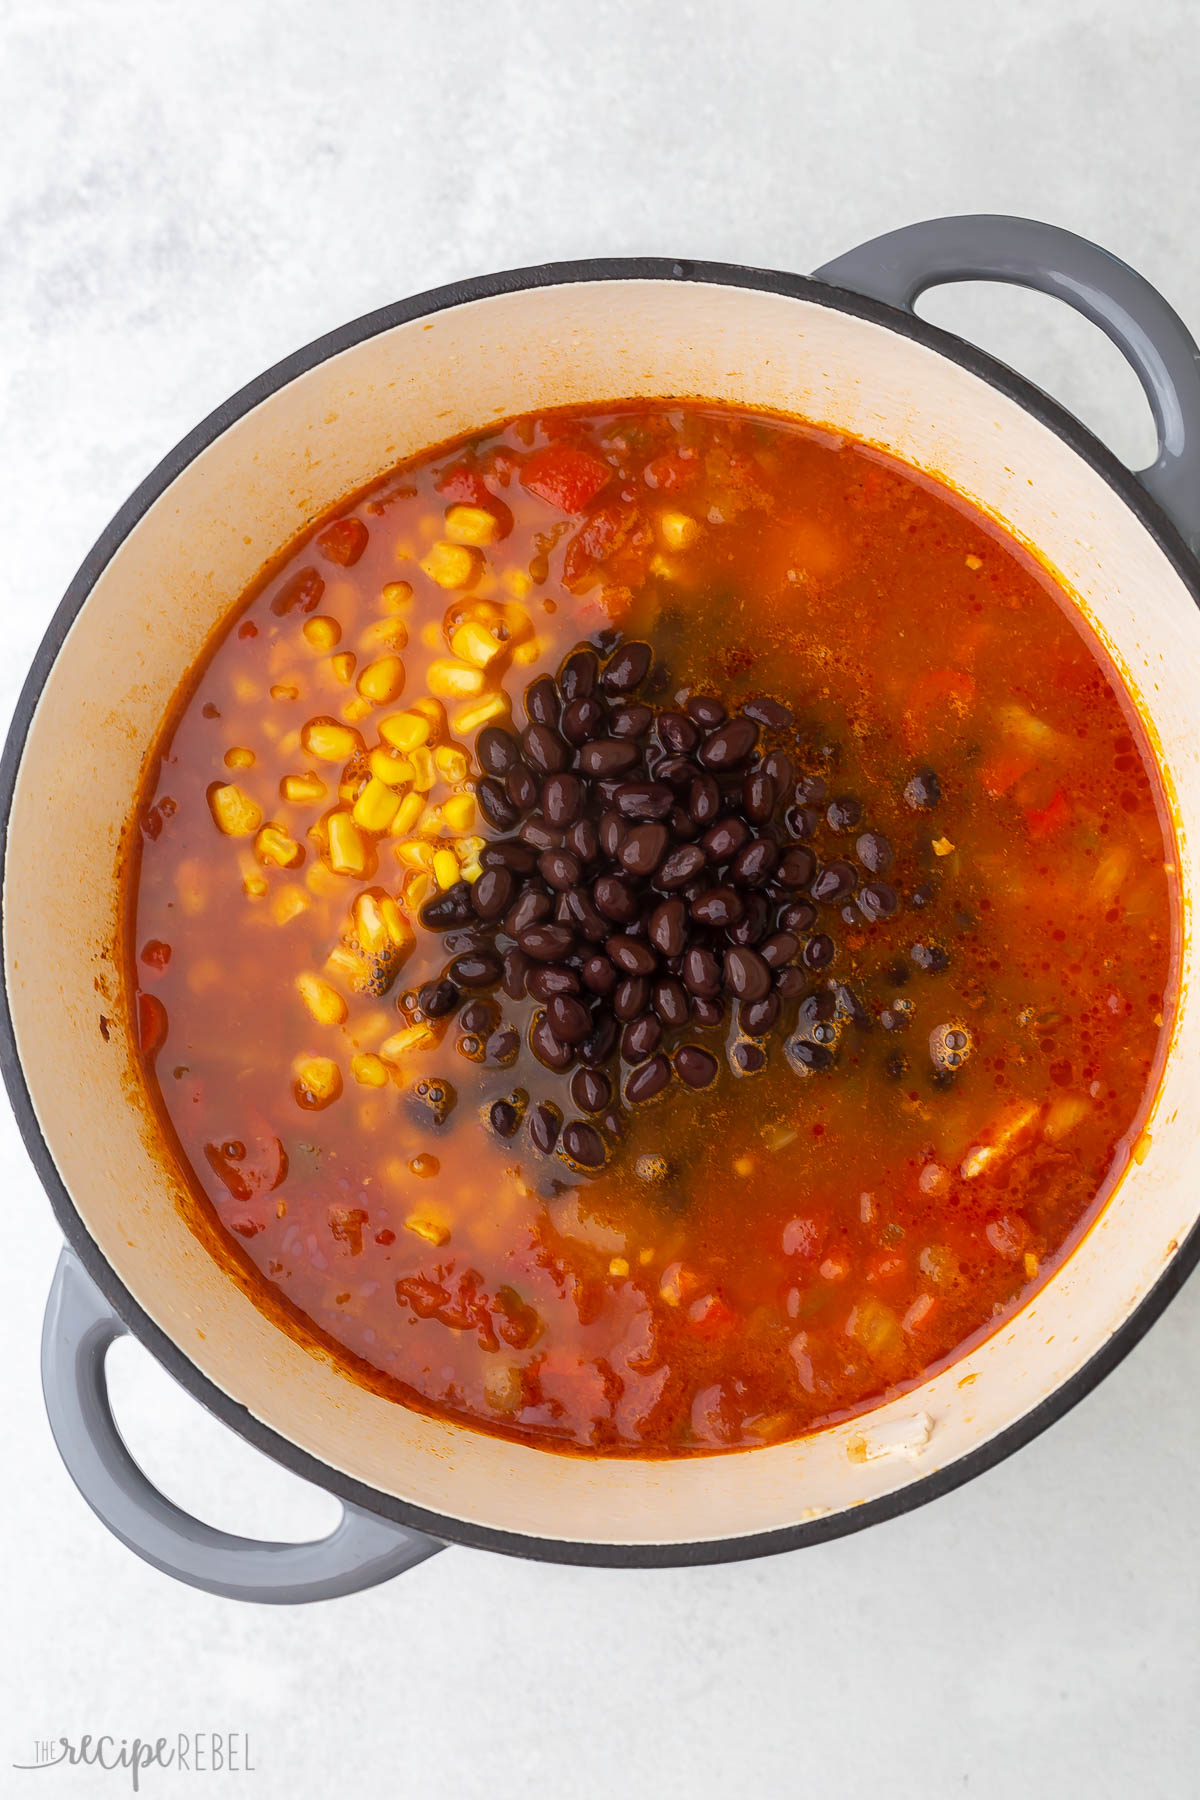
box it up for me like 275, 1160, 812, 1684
128, 402, 1175, 1455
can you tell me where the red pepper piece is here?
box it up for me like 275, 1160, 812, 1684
520, 444, 613, 514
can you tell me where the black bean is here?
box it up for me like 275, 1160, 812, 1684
834, 983, 872, 1029
657, 711, 701, 754
489, 1098, 520, 1137
449, 949, 503, 987
910, 941, 950, 972
570, 1067, 612, 1113
656, 843, 707, 889
652, 976, 689, 1029
548, 993, 591, 1042
784, 803, 821, 839
418, 979, 460, 1018
826, 795, 862, 832
795, 775, 827, 804
610, 702, 654, 739
614, 975, 651, 1021
566, 816, 599, 862
538, 848, 582, 891
774, 846, 817, 889
560, 886, 609, 942
744, 695, 792, 728
593, 873, 639, 922
763, 750, 794, 791
802, 933, 835, 969
540, 772, 582, 828
520, 819, 563, 853
759, 931, 799, 969
486, 1025, 520, 1065
519, 923, 575, 961
668, 806, 699, 842
690, 886, 744, 928
559, 648, 599, 701
786, 1038, 834, 1074
607, 934, 657, 976
472, 866, 515, 921
528, 1101, 562, 1152
597, 809, 626, 860
504, 886, 552, 937
688, 774, 721, 825
525, 674, 560, 727
625, 1053, 672, 1102
674, 1044, 718, 1088
774, 965, 807, 999
614, 781, 674, 821
561, 1119, 606, 1167
579, 1009, 618, 1066
622, 1013, 662, 1063
502, 947, 531, 1000
687, 694, 726, 727
649, 898, 687, 956
651, 754, 695, 789
727, 892, 769, 946
682, 944, 722, 997
620, 822, 669, 876
522, 723, 568, 774
418, 882, 475, 929
526, 963, 580, 1002
477, 777, 520, 830
701, 816, 749, 862
904, 769, 942, 810
724, 947, 771, 1001
811, 859, 858, 905
506, 763, 539, 812
779, 900, 817, 933
602, 640, 653, 694
856, 831, 894, 875
743, 771, 777, 823
460, 998, 498, 1035
691, 995, 726, 1027
741, 993, 780, 1035
858, 881, 899, 922
477, 726, 523, 777
731, 1041, 766, 1074
699, 717, 759, 769
480, 840, 537, 874
561, 696, 607, 744
580, 953, 618, 995
580, 737, 640, 777
530, 1013, 574, 1070
731, 837, 779, 886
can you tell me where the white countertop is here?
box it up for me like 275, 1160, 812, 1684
3, 2, 1198, 1795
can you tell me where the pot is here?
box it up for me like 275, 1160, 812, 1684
8, 214, 1200, 1602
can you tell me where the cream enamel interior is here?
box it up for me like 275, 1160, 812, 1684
8, 277, 1198, 1548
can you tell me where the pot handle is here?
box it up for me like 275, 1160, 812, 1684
42, 1248, 443, 1603
814, 214, 1200, 552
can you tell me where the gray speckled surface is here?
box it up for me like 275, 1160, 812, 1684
3, 3, 1199, 1795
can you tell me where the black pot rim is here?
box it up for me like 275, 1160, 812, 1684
6, 253, 1200, 1569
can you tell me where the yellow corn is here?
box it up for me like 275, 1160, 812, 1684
255, 823, 303, 868
352, 777, 401, 833
379, 710, 430, 752
272, 883, 311, 925
433, 745, 469, 783
442, 792, 476, 833
433, 848, 460, 890
351, 1053, 390, 1088
503, 570, 533, 600
296, 972, 348, 1026
330, 652, 356, 686
391, 791, 425, 836
341, 696, 374, 724
411, 696, 446, 728
380, 1023, 437, 1061
408, 746, 435, 791
270, 683, 300, 702
327, 812, 367, 875
512, 635, 542, 666
208, 784, 262, 837
353, 892, 389, 954
360, 616, 410, 651
405, 871, 432, 910
381, 895, 412, 948
452, 692, 509, 734
325, 944, 365, 985
460, 857, 482, 884
445, 503, 501, 546
303, 615, 341, 650
427, 659, 485, 700
295, 1056, 342, 1107
224, 746, 255, 769
658, 510, 701, 550
395, 838, 435, 872
450, 620, 502, 668
420, 541, 481, 590
416, 805, 445, 839
357, 654, 406, 706
242, 869, 268, 898
405, 1211, 451, 1247
281, 772, 327, 804
420, 620, 443, 650
368, 746, 413, 787
302, 719, 360, 763
381, 580, 413, 610
304, 861, 342, 899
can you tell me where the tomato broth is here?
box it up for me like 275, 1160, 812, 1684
129, 403, 1176, 1455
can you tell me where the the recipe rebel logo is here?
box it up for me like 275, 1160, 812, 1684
13, 1733, 255, 1789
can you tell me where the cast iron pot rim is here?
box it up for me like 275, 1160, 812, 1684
5, 254, 1199, 1569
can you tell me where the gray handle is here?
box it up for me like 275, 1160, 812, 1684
42, 1248, 443, 1603
815, 213, 1200, 552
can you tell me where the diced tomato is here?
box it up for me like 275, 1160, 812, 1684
901, 667, 977, 750
979, 747, 1036, 798
520, 445, 613, 514
1024, 789, 1069, 841
328, 1205, 369, 1255
395, 1275, 450, 1319
686, 1293, 738, 1338
494, 1284, 540, 1349
136, 991, 167, 1055
316, 518, 369, 567
270, 565, 325, 616
561, 502, 637, 588
139, 938, 171, 972
643, 448, 699, 492
434, 461, 513, 537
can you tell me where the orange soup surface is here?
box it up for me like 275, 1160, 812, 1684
129, 403, 1176, 1455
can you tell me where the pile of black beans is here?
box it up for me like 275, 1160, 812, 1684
416, 635, 946, 1172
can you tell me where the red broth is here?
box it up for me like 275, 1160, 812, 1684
128, 403, 1176, 1455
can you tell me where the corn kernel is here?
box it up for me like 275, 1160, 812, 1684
330, 652, 356, 685
353, 892, 388, 954
381, 580, 413, 610
325, 944, 365, 985
242, 870, 269, 898
395, 838, 435, 872
391, 791, 425, 835
433, 848, 460, 890
452, 692, 509, 733
351, 1053, 390, 1088
420, 541, 481, 590
304, 862, 342, 898
408, 746, 435, 791
295, 1056, 342, 1107
303, 615, 341, 651
270, 683, 300, 702
352, 776, 401, 833
357, 654, 406, 706
272, 883, 311, 925
224, 746, 255, 769
512, 635, 542, 666
405, 870, 432, 910
341, 696, 374, 724
416, 805, 445, 838
360, 617, 410, 651
420, 620, 442, 650
405, 1211, 451, 1247
658, 510, 701, 550
502, 569, 533, 600
379, 710, 430, 752
411, 697, 446, 729
442, 792, 476, 833
302, 719, 360, 763
434, 745, 469, 783
450, 620, 502, 668
609, 1256, 630, 1278
296, 972, 348, 1026
255, 823, 303, 868
208, 783, 262, 837
426, 658, 485, 700
445, 503, 501, 546
380, 895, 412, 948
327, 812, 367, 875
460, 857, 482, 884
380, 1023, 436, 1060
282, 772, 327, 804
368, 746, 413, 787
